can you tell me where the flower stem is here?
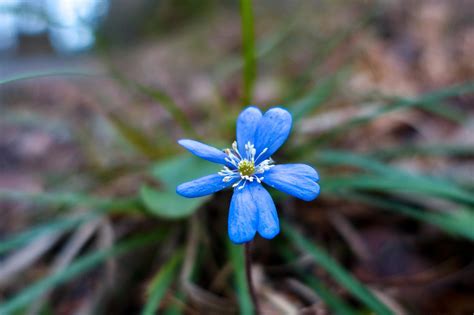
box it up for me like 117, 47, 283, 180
245, 242, 260, 314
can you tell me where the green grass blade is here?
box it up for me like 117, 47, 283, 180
107, 112, 163, 159
312, 82, 474, 144
303, 275, 359, 315
278, 247, 358, 315
370, 144, 474, 159
417, 102, 466, 123
0, 231, 166, 315
289, 70, 347, 122
142, 250, 183, 315
0, 70, 97, 86
240, 0, 256, 104
214, 19, 293, 82
0, 212, 99, 255
228, 243, 254, 315
0, 189, 141, 213
107, 68, 197, 137
324, 175, 474, 205
162, 290, 186, 315
313, 150, 474, 205
287, 10, 375, 98
134, 83, 197, 137
282, 221, 393, 315
340, 193, 474, 240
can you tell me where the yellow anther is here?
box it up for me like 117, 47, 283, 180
238, 160, 255, 176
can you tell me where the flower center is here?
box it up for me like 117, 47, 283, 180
238, 159, 255, 176
218, 140, 274, 189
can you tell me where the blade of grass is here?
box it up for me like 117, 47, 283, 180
287, 8, 376, 98
107, 68, 197, 137
370, 144, 474, 159
305, 82, 474, 146
134, 83, 197, 137
417, 101, 466, 123
142, 249, 184, 315
278, 246, 358, 315
338, 192, 474, 240
0, 70, 98, 86
162, 290, 186, 315
288, 69, 348, 122
323, 175, 474, 205
373, 92, 466, 124
228, 242, 254, 315
239, 0, 256, 104
107, 112, 164, 159
303, 275, 359, 315
282, 221, 393, 315
0, 212, 100, 255
311, 150, 474, 205
0, 231, 166, 315
0, 189, 141, 213
214, 19, 294, 82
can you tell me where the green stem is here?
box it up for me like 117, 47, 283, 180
245, 242, 260, 314
240, 0, 256, 105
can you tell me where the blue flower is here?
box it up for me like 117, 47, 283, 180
176, 107, 320, 244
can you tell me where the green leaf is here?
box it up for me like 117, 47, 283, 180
240, 0, 256, 104
152, 155, 221, 191
228, 243, 254, 315
0, 231, 166, 315
142, 154, 221, 218
142, 250, 183, 315
282, 222, 393, 315
140, 185, 209, 219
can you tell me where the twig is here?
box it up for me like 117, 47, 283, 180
27, 219, 102, 315
0, 231, 63, 286
181, 216, 234, 313
328, 211, 371, 261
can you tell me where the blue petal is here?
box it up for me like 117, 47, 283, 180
178, 139, 227, 165
249, 183, 279, 239
177, 174, 236, 198
228, 184, 258, 244
263, 164, 320, 201
236, 106, 262, 155
253, 107, 292, 162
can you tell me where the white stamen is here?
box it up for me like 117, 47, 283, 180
232, 179, 242, 188
255, 147, 268, 162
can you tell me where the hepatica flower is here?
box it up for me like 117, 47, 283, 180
177, 107, 320, 244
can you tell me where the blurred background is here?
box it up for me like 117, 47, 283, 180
0, 0, 473, 314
